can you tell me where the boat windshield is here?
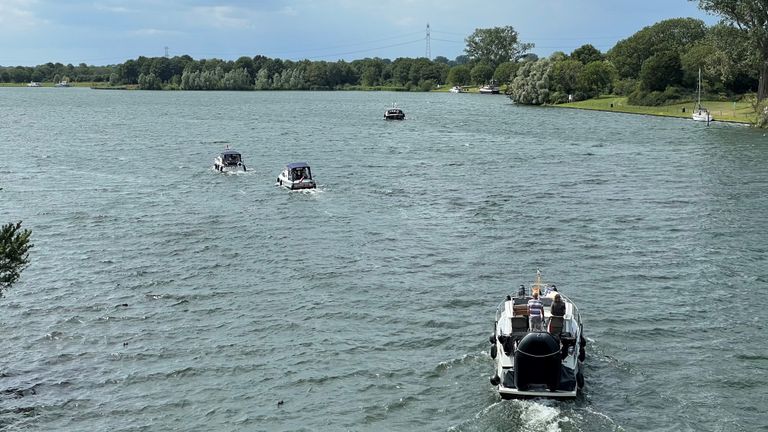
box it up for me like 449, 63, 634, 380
223, 154, 241, 164
291, 168, 311, 180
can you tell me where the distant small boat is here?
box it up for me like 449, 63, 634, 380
449, 85, 466, 93
479, 82, 500, 94
27, 82, 41, 87
384, 105, 405, 120
213, 148, 247, 173
54, 81, 71, 88
277, 162, 316, 190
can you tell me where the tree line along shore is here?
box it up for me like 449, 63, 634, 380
5, 2, 768, 126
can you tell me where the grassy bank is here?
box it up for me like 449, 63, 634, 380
557, 96, 754, 124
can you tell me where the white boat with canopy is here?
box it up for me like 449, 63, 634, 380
489, 270, 586, 399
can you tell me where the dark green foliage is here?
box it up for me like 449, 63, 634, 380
639, 51, 683, 91
493, 62, 519, 84
0, 222, 33, 294
613, 78, 639, 96
550, 60, 584, 95
628, 85, 685, 106
447, 65, 471, 85
418, 79, 436, 92
692, 0, 768, 98
470, 63, 494, 85
579, 61, 617, 97
607, 18, 707, 79
571, 44, 604, 65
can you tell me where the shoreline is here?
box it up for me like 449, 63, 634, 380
549, 103, 751, 125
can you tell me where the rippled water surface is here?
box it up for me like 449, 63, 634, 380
1, 88, 767, 431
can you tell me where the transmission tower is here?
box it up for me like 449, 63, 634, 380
164, 46, 169, 58
426, 23, 431, 59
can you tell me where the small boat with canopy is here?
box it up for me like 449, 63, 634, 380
384, 105, 405, 120
213, 148, 247, 173
277, 162, 316, 190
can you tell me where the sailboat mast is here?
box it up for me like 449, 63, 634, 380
698, 67, 702, 107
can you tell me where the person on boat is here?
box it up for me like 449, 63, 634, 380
527, 293, 544, 331
517, 284, 526, 297
550, 294, 566, 317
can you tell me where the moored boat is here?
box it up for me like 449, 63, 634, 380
27, 81, 42, 87
213, 148, 247, 173
693, 68, 713, 123
478, 82, 500, 94
489, 270, 585, 399
449, 85, 466, 93
277, 162, 316, 190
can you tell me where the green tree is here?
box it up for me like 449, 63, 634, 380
550, 59, 584, 95
571, 44, 604, 64
465, 26, 534, 69
692, 0, 768, 98
578, 60, 618, 97
508, 59, 552, 105
607, 18, 707, 79
493, 61, 519, 84
639, 51, 683, 91
470, 63, 494, 85
447, 65, 471, 85
548, 51, 568, 62
1, 222, 33, 295
137, 72, 162, 90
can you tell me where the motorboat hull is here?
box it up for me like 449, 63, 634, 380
213, 160, 246, 173
277, 174, 316, 190
384, 114, 405, 120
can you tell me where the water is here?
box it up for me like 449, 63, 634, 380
1, 88, 767, 431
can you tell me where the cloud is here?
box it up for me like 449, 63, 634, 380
188, 5, 255, 29
0, 0, 48, 30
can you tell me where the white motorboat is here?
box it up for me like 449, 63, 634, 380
277, 162, 316, 190
692, 68, 713, 123
489, 270, 585, 399
479, 83, 500, 94
27, 81, 41, 87
213, 148, 247, 173
54, 81, 71, 87
449, 85, 466, 93
384, 105, 405, 120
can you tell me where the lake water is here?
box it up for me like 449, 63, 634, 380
1, 88, 767, 431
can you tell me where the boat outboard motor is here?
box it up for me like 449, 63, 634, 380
514, 332, 561, 392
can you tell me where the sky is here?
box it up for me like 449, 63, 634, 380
0, 0, 720, 66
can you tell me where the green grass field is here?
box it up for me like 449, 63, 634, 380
558, 96, 754, 124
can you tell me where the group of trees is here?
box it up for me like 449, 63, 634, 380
0, 62, 112, 83
508, 15, 761, 106
2, 1, 767, 106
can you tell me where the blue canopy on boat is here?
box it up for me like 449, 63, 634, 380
286, 162, 310, 169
